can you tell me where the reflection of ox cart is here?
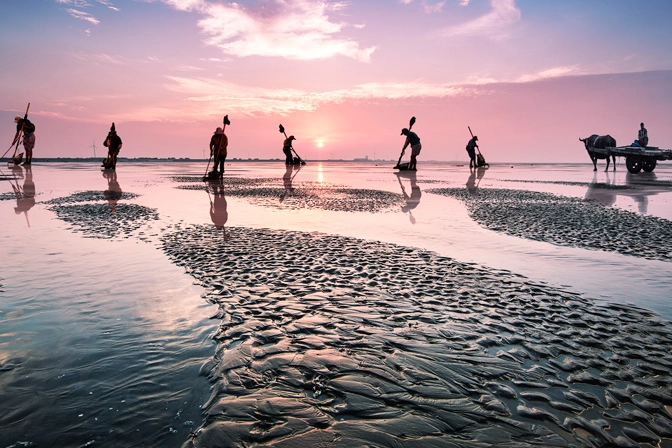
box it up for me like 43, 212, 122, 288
592, 146, 672, 174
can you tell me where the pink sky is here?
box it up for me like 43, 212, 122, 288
2, 0, 672, 162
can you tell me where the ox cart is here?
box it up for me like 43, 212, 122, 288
592, 146, 672, 174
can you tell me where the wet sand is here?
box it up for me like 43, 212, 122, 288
2, 162, 672, 447
173, 175, 405, 213
429, 187, 672, 262
162, 225, 672, 447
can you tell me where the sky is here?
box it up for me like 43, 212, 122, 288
1, 0, 672, 162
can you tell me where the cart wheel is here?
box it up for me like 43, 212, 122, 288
642, 159, 657, 172
626, 156, 642, 174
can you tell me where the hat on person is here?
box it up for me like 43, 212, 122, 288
109, 122, 116, 134
289, 135, 296, 140
215, 127, 223, 135
14, 116, 21, 122
401, 128, 408, 135
473, 136, 478, 140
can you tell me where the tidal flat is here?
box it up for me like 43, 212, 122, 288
1, 161, 672, 447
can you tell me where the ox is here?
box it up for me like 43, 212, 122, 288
579, 134, 617, 171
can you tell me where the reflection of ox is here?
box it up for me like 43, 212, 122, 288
579, 134, 617, 171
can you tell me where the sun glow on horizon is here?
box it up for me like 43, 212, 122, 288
316, 139, 324, 148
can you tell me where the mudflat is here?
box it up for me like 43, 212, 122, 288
1, 161, 672, 447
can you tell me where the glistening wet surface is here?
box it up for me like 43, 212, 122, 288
164, 225, 672, 447
1, 161, 672, 446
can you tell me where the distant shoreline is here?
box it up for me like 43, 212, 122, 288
8, 157, 593, 165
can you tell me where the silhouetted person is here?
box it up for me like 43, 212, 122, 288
400, 128, 421, 171
209, 127, 228, 177
103, 169, 122, 214
103, 122, 122, 169
12, 114, 36, 165
283, 135, 296, 164
638, 122, 648, 147
466, 136, 478, 168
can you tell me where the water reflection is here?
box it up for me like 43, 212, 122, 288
317, 162, 324, 184
9, 165, 35, 227
626, 172, 657, 214
103, 169, 122, 214
585, 171, 670, 215
280, 164, 301, 202
396, 171, 421, 224
466, 166, 487, 196
585, 171, 616, 207
207, 179, 229, 238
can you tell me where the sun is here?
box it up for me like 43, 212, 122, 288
316, 139, 324, 148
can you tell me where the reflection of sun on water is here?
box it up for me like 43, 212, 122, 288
317, 163, 323, 183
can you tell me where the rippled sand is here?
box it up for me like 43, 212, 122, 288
429, 187, 672, 262
44, 190, 159, 239
5, 164, 672, 447
162, 225, 672, 447
172, 175, 404, 213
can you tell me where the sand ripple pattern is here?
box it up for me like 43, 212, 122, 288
499, 180, 634, 190
0, 192, 18, 201
46, 191, 158, 239
501, 178, 672, 189
172, 176, 404, 213
429, 188, 672, 262
42, 190, 140, 204
161, 225, 672, 447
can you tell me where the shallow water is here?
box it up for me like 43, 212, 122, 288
1, 161, 671, 446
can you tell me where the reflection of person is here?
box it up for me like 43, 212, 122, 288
11, 166, 35, 226
280, 164, 301, 202
208, 181, 229, 238
13, 114, 36, 165
283, 135, 296, 164
466, 169, 476, 194
400, 128, 421, 171
626, 171, 655, 214
397, 171, 421, 224
103, 169, 122, 214
209, 127, 228, 177
103, 123, 123, 169
638, 123, 648, 147
466, 166, 486, 196
466, 136, 478, 168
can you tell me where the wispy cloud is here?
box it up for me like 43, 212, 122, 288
174, 64, 207, 71
439, 0, 520, 38
57, 0, 119, 27
147, 76, 478, 120
516, 66, 580, 83
50, 67, 586, 123
70, 51, 126, 65
159, 0, 377, 62
153, 66, 581, 120
56, 0, 91, 6
95, 0, 120, 11
423, 1, 445, 14
66, 8, 101, 25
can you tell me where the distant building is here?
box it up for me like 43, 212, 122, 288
353, 155, 369, 161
